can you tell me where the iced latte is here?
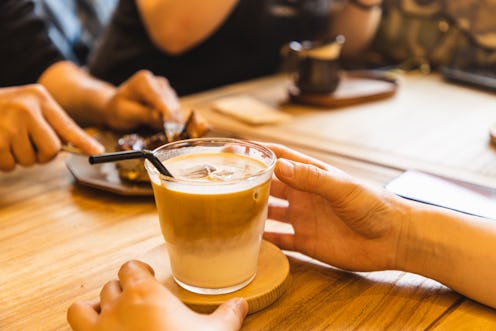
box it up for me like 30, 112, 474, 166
145, 138, 276, 294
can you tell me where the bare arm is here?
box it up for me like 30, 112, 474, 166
136, 0, 238, 55
329, 0, 383, 59
38, 61, 114, 127
38, 61, 182, 131
264, 143, 496, 309
398, 203, 496, 308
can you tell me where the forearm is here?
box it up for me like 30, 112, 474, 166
136, 0, 238, 55
38, 61, 115, 127
397, 202, 496, 308
329, 0, 382, 59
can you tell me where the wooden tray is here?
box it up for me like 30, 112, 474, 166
139, 240, 290, 314
289, 70, 398, 108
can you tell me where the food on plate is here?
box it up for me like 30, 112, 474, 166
116, 111, 210, 182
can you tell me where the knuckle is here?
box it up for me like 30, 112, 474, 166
37, 144, 60, 164
12, 102, 39, 118
37, 154, 57, 164
26, 84, 50, 99
0, 160, 15, 172
17, 156, 35, 167
136, 69, 152, 79
67, 301, 83, 316
334, 181, 361, 207
305, 164, 324, 187
332, 182, 376, 224
102, 279, 119, 292
119, 260, 141, 277
121, 260, 137, 270
158, 76, 170, 86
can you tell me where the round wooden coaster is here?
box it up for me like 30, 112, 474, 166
139, 240, 290, 314
289, 70, 398, 108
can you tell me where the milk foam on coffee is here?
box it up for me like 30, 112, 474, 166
160, 152, 268, 193
150, 152, 272, 291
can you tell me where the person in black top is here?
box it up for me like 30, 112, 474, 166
88, 0, 332, 95
0, 0, 181, 171
0, 0, 64, 87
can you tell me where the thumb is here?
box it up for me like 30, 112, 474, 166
275, 158, 357, 205
209, 298, 248, 331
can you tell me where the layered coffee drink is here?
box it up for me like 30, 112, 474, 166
145, 138, 276, 294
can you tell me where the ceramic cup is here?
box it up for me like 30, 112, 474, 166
289, 35, 345, 94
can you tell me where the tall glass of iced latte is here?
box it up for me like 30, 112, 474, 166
144, 138, 276, 295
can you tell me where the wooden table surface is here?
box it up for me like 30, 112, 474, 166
1, 72, 496, 330
183, 72, 496, 187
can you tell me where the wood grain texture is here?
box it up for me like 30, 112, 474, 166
431, 300, 496, 330
1, 72, 495, 330
0, 153, 471, 331
0, 157, 163, 331
182, 73, 496, 188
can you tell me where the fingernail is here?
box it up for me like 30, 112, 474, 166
277, 158, 294, 178
230, 297, 249, 316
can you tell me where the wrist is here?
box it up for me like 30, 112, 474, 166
348, 0, 382, 11
81, 79, 115, 127
39, 61, 116, 127
394, 202, 450, 276
394, 200, 496, 307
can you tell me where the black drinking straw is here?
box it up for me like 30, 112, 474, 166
88, 150, 174, 178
